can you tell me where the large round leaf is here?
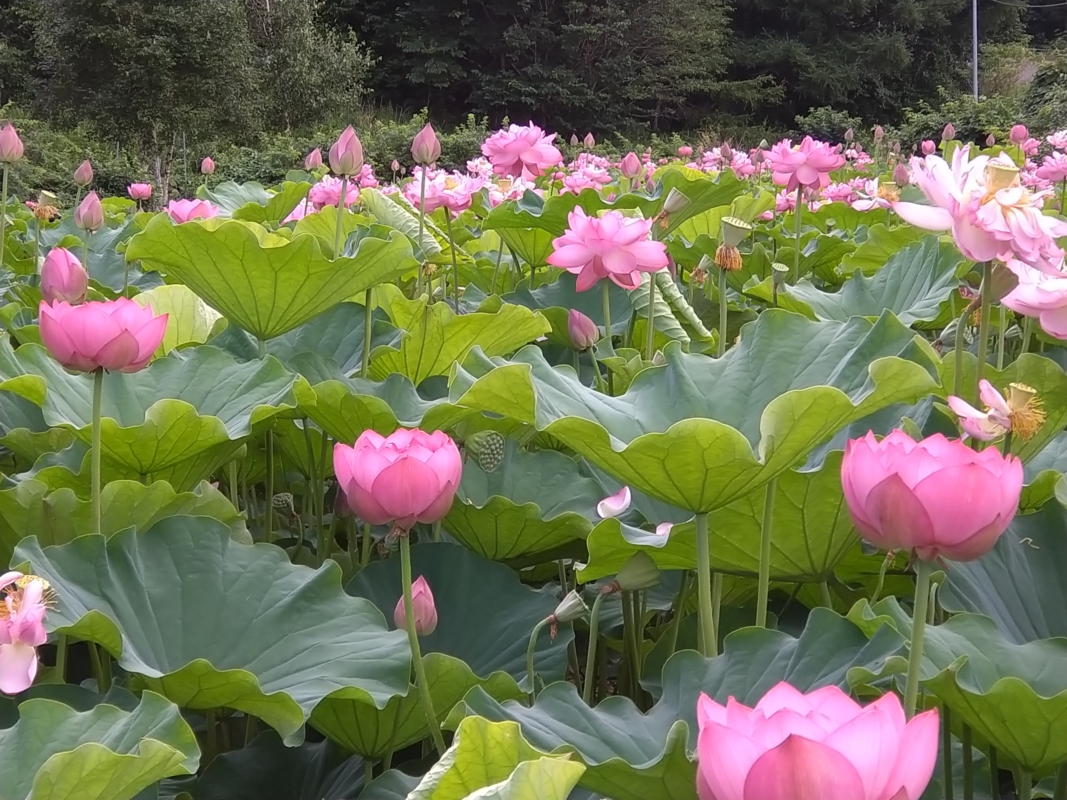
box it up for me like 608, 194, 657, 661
0, 342, 313, 484
450, 311, 939, 512
311, 543, 571, 758
446, 441, 601, 562
132, 284, 224, 359
451, 610, 905, 800
125, 216, 417, 341
15, 517, 411, 745
577, 451, 856, 582
0, 691, 199, 800
202, 180, 312, 224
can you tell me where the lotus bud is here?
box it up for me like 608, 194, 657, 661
73, 160, 93, 187
1010, 124, 1028, 145
200, 156, 215, 175
986, 133, 996, 147
620, 152, 642, 179
329, 126, 364, 176
616, 552, 661, 592
663, 187, 690, 215
391, 159, 400, 173
873, 125, 885, 141
985, 163, 1020, 193
40, 247, 88, 305
921, 140, 936, 156
892, 141, 902, 155
758, 139, 770, 150
74, 192, 103, 233
463, 430, 506, 473
552, 590, 588, 624
678, 145, 693, 157
893, 162, 910, 185
570, 134, 580, 146
584, 132, 595, 148
720, 142, 733, 161
0, 123, 24, 164
395, 575, 438, 636
844, 128, 854, 142
751, 149, 765, 165
652, 350, 667, 366
942, 123, 955, 142
411, 123, 441, 165
568, 308, 599, 350
305, 148, 323, 169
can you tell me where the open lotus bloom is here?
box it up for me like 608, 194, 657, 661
39, 298, 168, 373
481, 123, 562, 180
1002, 257, 1067, 339
695, 683, 939, 800
841, 430, 1022, 562
547, 208, 668, 291
948, 379, 1045, 441
0, 571, 50, 695
763, 136, 845, 192
334, 429, 463, 530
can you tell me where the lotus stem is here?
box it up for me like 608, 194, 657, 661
91, 367, 104, 535
996, 305, 1006, 370
415, 168, 428, 297
819, 580, 833, 609
666, 571, 691, 658
645, 273, 657, 362
582, 591, 606, 705
953, 302, 968, 399
88, 642, 105, 689
0, 165, 8, 268
205, 709, 217, 762
332, 176, 348, 259
244, 715, 257, 747
601, 279, 612, 341
265, 428, 275, 544
82, 234, 90, 286
989, 747, 1000, 799
792, 189, 803, 283
359, 522, 373, 568
695, 512, 716, 658
975, 261, 993, 397
962, 723, 974, 800
755, 478, 777, 627
491, 242, 505, 293
361, 289, 373, 378
903, 558, 935, 718
444, 213, 460, 310
34, 216, 41, 267
228, 460, 239, 510
55, 635, 68, 682
942, 705, 953, 800
1021, 316, 1033, 357
1053, 763, 1066, 800
525, 615, 551, 702
1017, 771, 1032, 800
400, 532, 447, 756
717, 266, 729, 357
710, 572, 722, 655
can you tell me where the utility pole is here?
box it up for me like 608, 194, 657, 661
972, 0, 980, 100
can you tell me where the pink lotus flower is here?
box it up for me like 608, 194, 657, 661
355, 163, 380, 189
561, 167, 611, 195
620, 152, 642, 179
166, 199, 220, 224
402, 168, 483, 216
695, 683, 939, 800
412, 123, 442, 165
308, 176, 359, 210
678, 145, 693, 157
481, 123, 562, 180
467, 157, 494, 180
334, 429, 463, 530
1002, 258, 1067, 338
1036, 152, 1067, 183
329, 126, 365, 176
200, 156, 216, 175
39, 298, 168, 373
1048, 130, 1067, 151
0, 572, 49, 695
764, 137, 846, 192
821, 182, 856, 204
568, 309, 598, 350
597, 486, 631, 518
41, 247, 88, 305
128, 183, 153, 202
1010, 124, 1029, 145
921, 140, 936, 156
305, 148, 323, 170
488, 175, 541, 206
850, 179, 893, 211
948, 379, 1046, 442
0, 124, 23, 164
394, 575, 438, 636
1022, 137, 1041, 157
841, 430, 1022, 562
73, 160, 93, 187
894, 148, 1067, 275
547, 208, 668, 291
74, 192, 104, 233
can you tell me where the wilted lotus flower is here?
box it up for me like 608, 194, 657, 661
568, 309, 598, 350
716, 216, 752, 272
948, 379, 1045, 441
412, 123, 442, 165
200, 156, 215, 175
0, 124, 24, 164
394, 575, 438, 636
305, 148, 323, 170
74, 192, 104, 233
0, 572, 51, 694
329, 126, 365, 176
41, 247, 88, 305
73, 159, 93, 187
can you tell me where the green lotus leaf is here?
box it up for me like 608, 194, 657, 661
468, 272, 634, 345
576, 452, 856, 583
940, 500, 1067, 642
409, 716, 583, 800
0, 692, 199, 800
449, 310, 940, 512
311, 543, 570, 758
43, 217, 161, 293
0, 478, 247, 567
776, 232, 858, 285
446, 441, 600, 562
361, 189, 472, 268
452, 610, 904, 800
0, 342, 314, 482
125, 215, 417, 341
132, 284, 224, 358
291, 206, 376, 257
226, 181, 312, 224
838, 223, 927, 276
1019, 432, 1067, 510
15, 517, 411, 745
193, 731, 364, 800
938, 352, 1067, 464
849, 598, 1067, 773
808, 202, 872, 234
757, 237, 964, 326
211, 301, 401, 378
361, 770, 420, 800
672, 189, 774, 246
370, 285, 551, 384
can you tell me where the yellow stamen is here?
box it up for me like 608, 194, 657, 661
715, 244, 743, 272
1006, 382, 1046, 440
876, 185, 900, 203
